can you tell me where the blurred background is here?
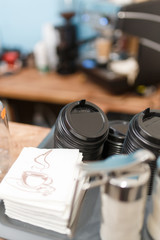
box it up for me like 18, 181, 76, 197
0, 0, 159, 127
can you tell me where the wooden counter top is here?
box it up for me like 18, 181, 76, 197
0, 68, 160, 114
0, 69, 90, 104
9, 121, 50, 164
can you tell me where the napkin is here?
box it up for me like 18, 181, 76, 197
0, 147, 83, 234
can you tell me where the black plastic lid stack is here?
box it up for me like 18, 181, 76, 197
53, 99, 109, 161
103, 120, 129, 157
122, 108, 160, 194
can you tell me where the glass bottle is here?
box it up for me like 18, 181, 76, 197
0, 101, 10, 182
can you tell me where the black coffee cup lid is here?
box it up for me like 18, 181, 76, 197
64, 99, 109, 141
134, 108, 160, 146
108, 120, 129, 143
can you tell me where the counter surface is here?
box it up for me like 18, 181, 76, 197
9, 121, 50, 164
0, 68, 160, 114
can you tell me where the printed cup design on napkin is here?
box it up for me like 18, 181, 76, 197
5, 149, 55, 196
21, 171, 54, 195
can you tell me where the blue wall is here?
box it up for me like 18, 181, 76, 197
0, 0, 119, 54
0, 0, 63, 53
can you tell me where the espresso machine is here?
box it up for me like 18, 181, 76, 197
78, 0, 160, 94
117, 0, 160, 87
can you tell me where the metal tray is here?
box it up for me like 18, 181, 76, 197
0, 126, 152, 240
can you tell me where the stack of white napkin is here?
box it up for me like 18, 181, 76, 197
0, 147, 83, 235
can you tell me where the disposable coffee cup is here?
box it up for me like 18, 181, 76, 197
122, 108, 160, 194
53, 99, 109, 161
103, 120, 129, 157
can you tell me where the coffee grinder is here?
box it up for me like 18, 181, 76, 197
56, 1, 78, 74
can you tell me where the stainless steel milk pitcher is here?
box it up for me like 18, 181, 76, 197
147, 156, 160, 240
67, 149, 155, 239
